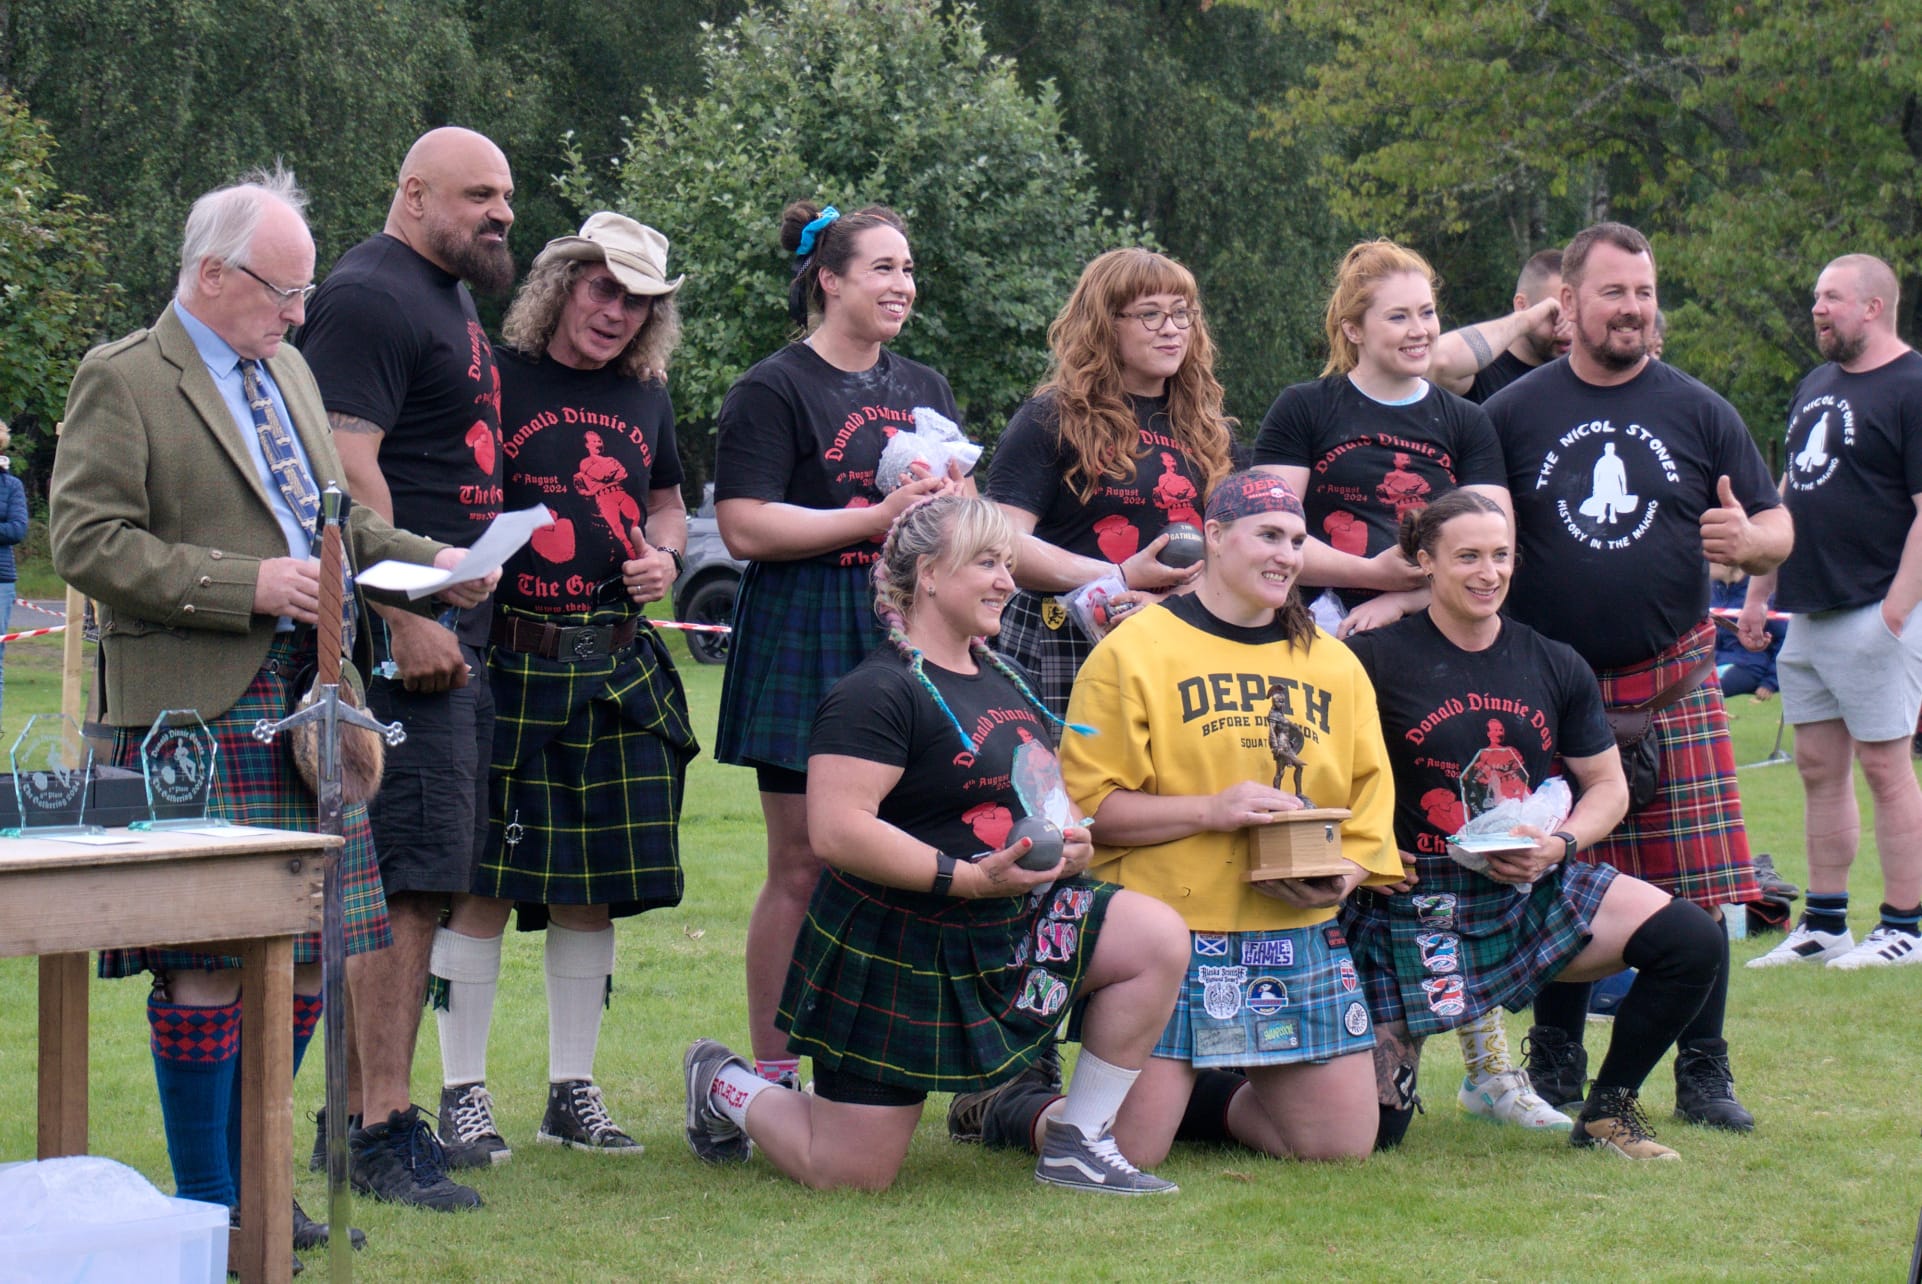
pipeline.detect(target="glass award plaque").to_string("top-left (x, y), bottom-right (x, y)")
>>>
top-left (5, 713), bottom-right (101, 837)
top-left (131, 709), bottom-right (223, 831)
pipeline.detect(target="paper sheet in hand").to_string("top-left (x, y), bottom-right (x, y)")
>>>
top-left (1448, 833), bottom-right (1538, 854)
top-left (358, 504), bottom-right (553, 599)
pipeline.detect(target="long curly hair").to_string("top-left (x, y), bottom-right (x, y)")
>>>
top-left (1320, 239), bottom-right (1437, 378)
top-left (1037, 248), bottom-right (1234, 505)
top-left (499, 257), bottom-right (682, 382)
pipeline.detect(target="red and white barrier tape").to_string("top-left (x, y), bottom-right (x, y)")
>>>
top-left (0, 624), bottom-right (65, 643)
top-left (1708, 606), bottom-right (1791, 623)
top-left (650, 619), bottom-right (732, 635)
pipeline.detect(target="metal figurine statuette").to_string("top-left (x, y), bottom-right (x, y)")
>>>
top-left (1266, 680), bottom-right (1312, 805)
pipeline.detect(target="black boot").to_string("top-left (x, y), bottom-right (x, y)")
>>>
top-left (1673, 1037), bottom-right (1754, 1132)
top-left (1521, 1025), bottom-right (1588, 1110)
top-left (291, 1198), bottom-right (367, 1251)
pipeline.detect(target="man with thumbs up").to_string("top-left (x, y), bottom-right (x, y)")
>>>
top-left (429, 212), bottom-right (696, 1158)
top-left (1483, 222), bottom-right (1791, 1141)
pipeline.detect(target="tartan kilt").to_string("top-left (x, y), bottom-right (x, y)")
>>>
top-left (98, 637), bottom-right (389, 977)
top-left (479, 607), bottom-right (697, 916)
top-left (716, 558), bottom-right (883, 772)
top-left (778, 868), bottom-right (1117, 1093)
top-left (990, 590), bottom-right (1096, 723)
top-left (1591, 621), bottom-right (1759, 909)
top-left (1343, 859), bottom-right (1618, 1037)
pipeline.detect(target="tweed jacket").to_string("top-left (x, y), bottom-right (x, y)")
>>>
top-left (50, 305), bottom-right (444, 725)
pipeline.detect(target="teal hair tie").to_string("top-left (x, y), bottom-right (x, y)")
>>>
top-left (795, 205), bottom-right (840, 257)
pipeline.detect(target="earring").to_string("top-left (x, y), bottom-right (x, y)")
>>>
top-left (922, 583), bottom-right (937, 597)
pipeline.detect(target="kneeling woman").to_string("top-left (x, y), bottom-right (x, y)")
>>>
top-left (1342, 490), bottom-right (1725, 1159)
top-left (1061, 472), bottom-right (1404, 1165)
top-left (685, 497), bottom-right (1189, 1193)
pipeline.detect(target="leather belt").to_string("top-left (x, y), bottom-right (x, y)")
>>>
top-left (490, 614), bottom-right (639, 661)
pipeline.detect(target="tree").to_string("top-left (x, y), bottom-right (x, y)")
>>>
top-left (563, 0), bottom-right (1133, 461)
top-left (1259, 0), bottom-right (1922, 439)
top-left (0, 89), bottom-right (117, 471)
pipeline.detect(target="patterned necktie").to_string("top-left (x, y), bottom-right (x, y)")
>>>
top-left (239, 359), bottom-right (355, 650)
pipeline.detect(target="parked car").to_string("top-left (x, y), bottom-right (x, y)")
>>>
top-left (673, 484), bottom-right (745, 665)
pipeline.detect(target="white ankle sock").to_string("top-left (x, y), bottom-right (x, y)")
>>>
top-left (710, 1061), bottom-right (772, 1128)
top-left (431, 927), bottom-right (501, 1087)
top-left (1054, 1050), bottom-right (1139, 1139)
top-left (545, 924), bottom-right (615, 1084)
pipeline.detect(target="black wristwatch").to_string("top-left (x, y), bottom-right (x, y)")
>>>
top-left (930, 851), bottom-right (957, 897)
top-left (665, 547), bottom-right (686, 577)
top-left (1552, 831), bottom-right (1578, 862)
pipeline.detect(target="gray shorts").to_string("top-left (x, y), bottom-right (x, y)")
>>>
top-left (1778, 602), bottom-right (1922, 742)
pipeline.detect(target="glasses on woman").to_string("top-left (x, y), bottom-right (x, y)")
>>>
top-left (1116, 306), bottom-right (1198, 332)
top-left (584, 274), bottom-right (651, 316)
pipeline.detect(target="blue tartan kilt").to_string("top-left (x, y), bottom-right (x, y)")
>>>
top-left (97, 636), bottom-right (390, 977)
top-left (479, 607), bottom-right (697, 917)
top-left (715, 558), bottom-right (884, 773)
top-left (1343, 858), bottom-right (1619, 1037)
top-left (778, 868), bottom-right (1117, 1093)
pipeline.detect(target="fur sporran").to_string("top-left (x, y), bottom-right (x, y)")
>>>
top-left (286, 660), bottom-right (386, 804)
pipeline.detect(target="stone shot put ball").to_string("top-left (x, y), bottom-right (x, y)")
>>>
top-left (1008, 815), bottom-right (1065, 871)
top-left (1156, 521), bottom-right (1204, 569)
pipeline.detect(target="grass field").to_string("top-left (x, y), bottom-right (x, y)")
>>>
top-left (0, 622), bottom-right (1917, 1282)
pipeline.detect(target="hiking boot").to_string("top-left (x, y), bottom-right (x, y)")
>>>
top-left (538, 1080), bottom-right (643, 1155)
top-left (308, 1106), bottom-right (360, 1174)
top-left (439, 1082), bottom-right (512, 1169)
top-left (948, 1042), bottom-right (1064, 1144)
top-left (1034, 1121), bottom-right (1178, 1195)
top-left (1570, 1086), bottom-right (1678, 1160)
top-left (683, 1039), bottom-right (753, 1165)
top-left (1520, 1025), bottom-right (1587, 1110)
top-left (1747, 920), bottom-right (1852, 968)
top-left (1673, 1038), bottom-right (1754, 1132)
top-left (1827, 925), bottom-right (1922, 970)
top-left (291, 1198), bottom-right (365, 1252)
top-left (349, 1106), bottom-right (483, 1210)
top-left (1458, 1069), bottom-right (1571, 1129)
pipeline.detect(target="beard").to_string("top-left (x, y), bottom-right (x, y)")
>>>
top-left (425, 214), bottom-right (515, 295)
top-left (1576, 308), bottom-right (1648, 373)
top-left (1817, 325), bottom-right (1867, 365)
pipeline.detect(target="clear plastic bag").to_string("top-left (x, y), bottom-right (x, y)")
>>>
top-left (1446, 775), bottom-right (1572, 882)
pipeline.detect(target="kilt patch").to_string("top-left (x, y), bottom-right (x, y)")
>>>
top-left (1153, 924), bottom-right (1375, 1067)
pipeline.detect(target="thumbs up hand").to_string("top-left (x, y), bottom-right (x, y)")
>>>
top-left (1699, 474), bottom-right (1755, 568)
top-left (620, 526), bottom-right (676, 605)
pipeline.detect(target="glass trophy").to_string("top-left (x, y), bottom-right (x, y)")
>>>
top-left (1449, 720), bottom-right (1538, 861)
top-left (131, 709), bottom-right (223, 831)
top-left (5, 713), bottom-right (101, 837)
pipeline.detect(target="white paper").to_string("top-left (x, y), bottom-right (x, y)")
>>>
top-left (358, 504), bottom-right (553, 600)
top-left (42, 832), bottom-right (140, 846)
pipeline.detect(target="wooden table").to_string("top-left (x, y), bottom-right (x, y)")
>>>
top-left (0, 827), bottom-right (330, 1284)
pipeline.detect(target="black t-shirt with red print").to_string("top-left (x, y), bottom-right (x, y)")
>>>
top-left (1253, 376), bottom-right (1506, 609)
top-left (987, 392), bottom-right (1210, 564)
top-left (492, 348), bottom-right (685, 614)
top-left (713, 342), bottom-right (958, 569)
top-left (1344, 612), bottom-right (1612, 863)
top-left (810, 647), bottom-right (1058, 860)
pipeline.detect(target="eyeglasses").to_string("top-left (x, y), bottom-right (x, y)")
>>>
top-left (1116, 306), bottom-right (1198, 332)
top-left (584, 274), bottom-right (652, 316)
top-left (234, 263), bottom-right (317, 308)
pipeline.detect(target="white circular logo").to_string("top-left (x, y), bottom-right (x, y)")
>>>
top-left (1343, 1000), bottom-right (1370, 1037)
top-left (1531, 419), bottom-right (1680, 551)
top-left (1786, 394), bottom-right (1854, 493)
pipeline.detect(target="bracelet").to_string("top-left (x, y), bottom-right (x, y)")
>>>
top-left (665, 547), bottom-right (686, 577)
top-left (929, 850), bottom-right (957, 897)
top-left (1114, 561), bottom-right (1130, 590)
top-left (1552, 830), bottom-right (1578, 862)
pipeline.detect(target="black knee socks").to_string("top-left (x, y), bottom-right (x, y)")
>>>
top-left (1175, 1069), bottom-right (1247, 1145)
top-left (1677, 918), bottom-right (1731, 1044)
top-left (1532, 979), bottom-right (1593, 1042)
top-left (1592, 900), bottom-right (1722, 1094)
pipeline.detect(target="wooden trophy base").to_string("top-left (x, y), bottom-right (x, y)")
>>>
top-left (1246, 807), bottom-right (1354, 881)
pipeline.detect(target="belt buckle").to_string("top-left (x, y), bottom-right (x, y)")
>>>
top-left (556, 624), bottom-right (612, 660)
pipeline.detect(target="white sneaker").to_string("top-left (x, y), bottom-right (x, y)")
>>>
top-left (1826, 925), bottom-right (1922, 970)
top-left (1746, 922), bottom-right (1852, 968)
top-left (1459, 1069), bottom-right (1572, 1129)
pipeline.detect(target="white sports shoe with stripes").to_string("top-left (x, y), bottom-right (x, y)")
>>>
top-left (1826, 925), bottom-right (1922, 970)
top-left (1746, 922), bottom-right (1852, 968)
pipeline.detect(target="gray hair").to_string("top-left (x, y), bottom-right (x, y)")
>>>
top-left (176, 163), bottom-right (309, 300)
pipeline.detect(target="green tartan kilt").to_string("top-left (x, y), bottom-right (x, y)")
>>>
top-left (778, 868), bottom-right (1117, 1093)
top-left (478, 608), bottom-right (698, 916)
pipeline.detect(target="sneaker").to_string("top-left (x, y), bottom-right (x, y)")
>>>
top-left (1035, 1121), bottom-right (1177, 1195)
top-left (1570, 1087), bottom-right (1679, 1160)
top-left (308, 1107), bottom-right (360, 1174)
top-left (1672, 1038), bottom-right (1755, 1132)
top-left (1749, 853), bottom-right (1800, 902)
top-left (538, 1080), bottom-right (643, 1155)
top-left (439, 1082), bottom-right (512, 1169)
top-left (291, 1197), bottom-right (365, 1252)
top-left (1826, 925), bottom-right (1922, 970)
top-left (1458, 1069), bottom-right (1572, 1129)
top-left (1746, 920), bottom-right (1852, 968)
top-left (1520, 1026), bottom-right (1588, 1110)
top-left (948, 1043), bottom-right (1064, 1144)
top-left (349, 1106), bottom-right (484, 1211)
top-left (683, 1039), bottom-right (753, 1165)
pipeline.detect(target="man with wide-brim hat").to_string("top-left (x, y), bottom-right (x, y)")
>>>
top-left (426, 212), bottom-right (698, 1160)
